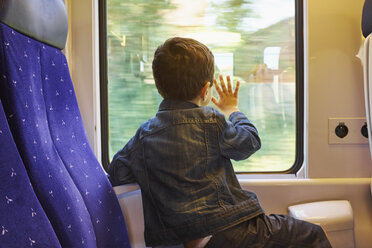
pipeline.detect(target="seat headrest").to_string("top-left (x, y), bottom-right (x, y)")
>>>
top-left (0, 0), bottom-right (68, 50)
top-left (362, 0), bottom-right (372, 38)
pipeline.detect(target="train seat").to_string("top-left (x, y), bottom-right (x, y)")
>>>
top-left (0, 0), bottom-right (130, 247)
top-left (114, 184), bottom-right (211, 248)
top-left (0, 98), bottom-right (62, 247)
top-left (362, 0), bottom-right (372, 158)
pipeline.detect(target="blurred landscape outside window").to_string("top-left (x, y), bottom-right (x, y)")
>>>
top-left (107, 0), bottom-right (297, 172)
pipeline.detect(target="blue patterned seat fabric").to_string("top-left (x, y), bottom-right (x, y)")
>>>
top-left (362, 0), bottom-right (372, 37)
top-left (0, 22), bottom-right (130, 247)
top-left (0, 99), bottom-right (62, 248)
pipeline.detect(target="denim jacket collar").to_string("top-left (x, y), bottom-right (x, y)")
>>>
top-left (159, 99), bottom-right (199, 111)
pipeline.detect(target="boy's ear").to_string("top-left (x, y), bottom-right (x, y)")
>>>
top-left (200, 82), bottom-right (211, 99)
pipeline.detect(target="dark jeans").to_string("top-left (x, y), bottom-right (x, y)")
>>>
top-left (205, 214), bottom-right (332, 248)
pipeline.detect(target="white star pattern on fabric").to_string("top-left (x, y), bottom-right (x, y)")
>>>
top-left (5, 196), bottom-right (13, 204)
top-left (29, 237), bottom-right (36, 246)
top-left (10, 168), bottom-right (16, 177)
top-left (1, 226), bottom-right (8, 235)
top-left (31, 208), bottom-right (37, 217)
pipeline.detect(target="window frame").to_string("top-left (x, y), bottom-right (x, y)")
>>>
top-left (99, 0), bottom-right (304, 174)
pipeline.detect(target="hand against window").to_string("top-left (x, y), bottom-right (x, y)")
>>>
top-left (212, 75), bottom-right (240, 117)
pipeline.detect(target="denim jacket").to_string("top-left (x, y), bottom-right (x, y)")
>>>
top-left (109, 99), bottom-right (264, 246)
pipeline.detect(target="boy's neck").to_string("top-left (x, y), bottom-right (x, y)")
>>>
top-left (189, 98), bottom-right (202, 107)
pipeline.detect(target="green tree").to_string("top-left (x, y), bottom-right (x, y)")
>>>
top-left (211, 0), bottom-right (253, 32)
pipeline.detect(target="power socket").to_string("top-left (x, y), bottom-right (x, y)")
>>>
top-left (328, 117), bottom-right (369, 144)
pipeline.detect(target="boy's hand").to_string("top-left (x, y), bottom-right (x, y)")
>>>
top-left (211, 75), bottom-right (240, 117)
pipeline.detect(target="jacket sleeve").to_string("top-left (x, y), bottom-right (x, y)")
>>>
top-left (108, 137), bottom-right (138, 186)
top-left (217, 111), bottom-right (261, 161)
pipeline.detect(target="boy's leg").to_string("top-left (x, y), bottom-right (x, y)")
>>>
top-left (205, 214), bottom-right (332, 248)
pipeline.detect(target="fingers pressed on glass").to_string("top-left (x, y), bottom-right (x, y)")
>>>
top-left (219, 75), bottom-right (227, 92)
top-left (227, 75), bottom-right (233, 93)
top-left (234, 81), bottom-right (240, 97)
top-left (214, 78), bottom-right (223, 96)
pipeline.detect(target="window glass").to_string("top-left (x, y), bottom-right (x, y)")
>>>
top-left (107, 0), bottom-right (298, 172)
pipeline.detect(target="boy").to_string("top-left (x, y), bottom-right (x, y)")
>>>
top-left (109, 37), bottom-right (331, 248)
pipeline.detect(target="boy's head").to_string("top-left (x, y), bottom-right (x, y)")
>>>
top-left (152, 37), bottom-right (214, 101)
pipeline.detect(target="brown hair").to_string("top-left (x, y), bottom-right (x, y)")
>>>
top-left (152, 37), bottom-right (214, 101)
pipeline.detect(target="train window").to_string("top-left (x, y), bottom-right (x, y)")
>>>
top-left (100, 0), bottom-right (304, 173)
